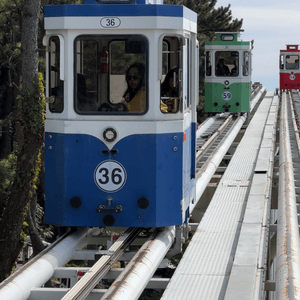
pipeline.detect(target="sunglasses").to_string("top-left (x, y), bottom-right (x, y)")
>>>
top-left (126, 75), bottom-right (140, 81)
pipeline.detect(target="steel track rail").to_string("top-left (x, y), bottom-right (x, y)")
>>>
top-left (61, 227), bottom-right (143, 300)
top-left (196, 114), bottom-right (233, 162)
top-left (275, 91), bottom-right (300, 299)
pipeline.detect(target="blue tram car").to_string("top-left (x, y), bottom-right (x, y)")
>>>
top-left (43, 0), bottom-right (198, 227)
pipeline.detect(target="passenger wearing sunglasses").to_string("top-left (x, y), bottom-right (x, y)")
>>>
top-left (123, 63), bottom-right (146, 112)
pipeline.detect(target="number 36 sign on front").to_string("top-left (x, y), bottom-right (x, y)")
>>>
top-left (94, 160), bottom-right (127, 192)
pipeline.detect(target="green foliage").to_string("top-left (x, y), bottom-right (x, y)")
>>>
top-left (20, 221), bottom-right (28, 242)
top-left (35, 202), bottom-right (54, 240)
top-left (169, 231), bottom-right (194, 267)
top-left (0, 0), bottom-right (23, 80)
top-left (110, 40), bottom-right (146, 75)
top-left (18, 72), bottom-right (45, 138)
top-left (139, 291), bottom-right (162, 300)
top-left (0, 154), bottom-right (16, 202)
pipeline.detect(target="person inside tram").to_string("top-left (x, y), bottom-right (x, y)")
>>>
top-left (160, 66), bottom-right (178, 113)
top-left (231, 59), bottom-right (238, 76)
top-left (122, 62), bottom-right (146, 112)
top-left (161, 66), bottom-right (179, 97)
top-left (216, 57), bottom-right (230, 76)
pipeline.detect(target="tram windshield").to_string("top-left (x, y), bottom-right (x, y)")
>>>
top-left (286, 55), bottom-right (299, 70)
top-left (74, 35), bottom-right (148, 115)
top-left (215, 51), bottom-right (239, 77)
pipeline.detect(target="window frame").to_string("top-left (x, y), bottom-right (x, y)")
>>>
top-left (215, 51), bottom-right (239, 77)
top-left (48, 36), bottom-right (64, 113)
top-left (285, 54), bottom-right (299, 70)
top-left (74, 34), bottom-right (149, 116)
top-left (160, 35), bottom-right (183, 114)
top-left (243, 51), bottom-right (250, 77)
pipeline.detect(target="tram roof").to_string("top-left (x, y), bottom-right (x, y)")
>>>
top-left (280, 45), bottom-right (300, 52)
top-left (44, 3), bottom-right (197, 22)
top-left (205, 32), bottom-right (250, 46)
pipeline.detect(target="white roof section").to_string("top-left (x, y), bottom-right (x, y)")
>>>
top-left (45, 16), bottom-right (197, 32)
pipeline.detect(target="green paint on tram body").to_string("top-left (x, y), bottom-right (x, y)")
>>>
top-left (205, 82), bottom-right (250, 113)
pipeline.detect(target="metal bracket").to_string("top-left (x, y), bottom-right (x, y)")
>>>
top-left (96, 205), bottom-right (122, 213)
top-left (166, 225), bottom-right (183, 258)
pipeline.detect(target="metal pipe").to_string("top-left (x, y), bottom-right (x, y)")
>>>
top-left (251, 87), bottom-right (265, 111)
top-left (275, 92), bottom-right (300, 299)
top-left (196, 115), bottom-right (220, 139)
top-left (100, 226), bottom-right (175, 300)
top-left (192, 114), bottom-right (247, 213)
top-left (0, 228), bottom-right (100, 300)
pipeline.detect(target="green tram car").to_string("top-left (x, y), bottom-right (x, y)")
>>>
top-left (205, 32), bottom-right (253, 113)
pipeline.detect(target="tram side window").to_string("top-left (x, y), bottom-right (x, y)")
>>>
top-left (215, 51), bottom-right (239, 77)
top-left (243, 51), bottom-right (250, 76)
top-left (160, 36), bottom-right (182, 113)
top-left (49, 36), bottom-right (64, 113)
top-left (206, 51), bottom-right (212, 76)
top-left (286, 55), bottom-right (299, 70)
top-left (76, 39), bottom-right (98, 112)
top-left (162, 41), bottom-right (169, 75)
top-left (280, 55), bottom-right (284, 70)
top-left (74, 35), bottom-right (148, 114)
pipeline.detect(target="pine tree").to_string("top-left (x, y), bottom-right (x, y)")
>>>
top-left (0, 0), bottom-right (44, 282)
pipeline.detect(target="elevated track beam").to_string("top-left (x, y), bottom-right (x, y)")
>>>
top-left (276, 91), bottom-right (300, 299)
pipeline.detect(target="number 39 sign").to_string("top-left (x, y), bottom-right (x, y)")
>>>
top-left (94, 160), bottom-right (127, 192)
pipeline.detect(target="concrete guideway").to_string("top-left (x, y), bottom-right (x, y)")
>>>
top-left (162, 92), bottom-right (279, 300)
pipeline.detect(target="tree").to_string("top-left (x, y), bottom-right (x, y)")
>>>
top-left (0, 0), bottom-right (86, 282)
top-left (165, 0), bottom-right (243, 47)
top-left (0, 0), bottom-right (44, 282)
top-left (0, 0), bottom-right (22, 159)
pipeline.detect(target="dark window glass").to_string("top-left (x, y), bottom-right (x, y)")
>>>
top-left (75, 35), bottom-right (148, 115)
top-left (49, 36), bottom-right (64, 113)
top-left (215, 51), bottom-right (239, 77)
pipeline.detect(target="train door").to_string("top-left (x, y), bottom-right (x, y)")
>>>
top-left (160, 34), bottom-right (193, 220)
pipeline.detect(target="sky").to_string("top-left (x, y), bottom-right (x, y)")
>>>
top-left (215, 0), bottom-right (300, 92)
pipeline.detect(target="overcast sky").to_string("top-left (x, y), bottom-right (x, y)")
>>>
top-left (215, 0), bottom-right (300, 92)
